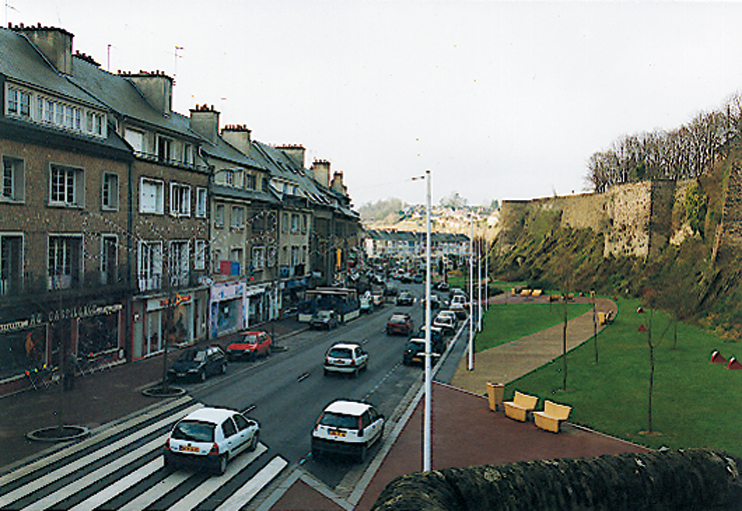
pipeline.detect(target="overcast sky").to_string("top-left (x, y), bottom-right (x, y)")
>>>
top-left (10, 1), bottom-right (742, 207)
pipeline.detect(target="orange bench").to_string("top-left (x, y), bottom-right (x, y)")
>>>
top-left (503, 391), bottom-right (539, 422)
top-left (534, 400), bottom-right (572, 433)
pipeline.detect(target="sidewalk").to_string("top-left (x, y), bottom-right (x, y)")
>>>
top-left (0, 315), bottom-right (306, 471)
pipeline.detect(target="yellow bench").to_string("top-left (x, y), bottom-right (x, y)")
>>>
top-left (598, 311), bottom-right (614, 325)
top-left (534, 400), bottom-right (572, 433)
top-left (503, 391), bottom-right (539, 422)
top-left (532, 289), bottom-right (542, 297)
top-left (520, 289), bottom-right (532, 297)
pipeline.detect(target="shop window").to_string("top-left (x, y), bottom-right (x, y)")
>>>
top-left (78, 313), bottom-right (119, 356)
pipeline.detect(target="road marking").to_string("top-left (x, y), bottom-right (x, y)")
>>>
top-left (20, 434), bottom-right (168, 511)
top-left (0, 404), bottom-right (200, 508)
top-left (0, 397), bottom-right (194, 488)
top-left (214, 456), bottom-right (288, 511)
top-left (297, 372), bottom-right (310, 382)
top-left (67, 458), bottom-right (163, 511)
top-left (165, 443), bottom-right (268, 511)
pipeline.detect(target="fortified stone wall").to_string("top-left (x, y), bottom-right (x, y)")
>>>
top-left (498, 180), bottom-right (694, 260)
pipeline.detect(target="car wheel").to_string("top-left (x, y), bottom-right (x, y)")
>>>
top-left (163, 454), bottom-right (175, 471)
top-left (216, 454), bottom-right (228, 475)
top-left (249, 431), bottom-right (259, 451)
top-left (358, 443), bottom-right (367, 463)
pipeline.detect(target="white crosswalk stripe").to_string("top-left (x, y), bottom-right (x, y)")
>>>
top-left (0, 403), bottom-right (289, 511)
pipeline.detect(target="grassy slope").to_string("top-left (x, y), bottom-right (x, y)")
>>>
top-left (506, 298), bottom-right (742, 457)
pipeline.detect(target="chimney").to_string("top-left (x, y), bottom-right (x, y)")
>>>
top-left (12, 24), bottom-right (73, 75)
top-left (124, 70), bottom-right (173, 115)
top-left (277, 145), bottom-right (306, 169)
top-left (311, 159), bottom-right (331, 188)
top-left (222, 124), bottom-right (252, 155)
top-left (331, 171), bottom-right (348, 197)
top-left (189, 104), bottom-right (220, 144)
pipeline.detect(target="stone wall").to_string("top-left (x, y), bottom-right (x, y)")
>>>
top-left (371, 449), bottom-right (742, 511)
top-left (498, 180), bottom-right (695, 260)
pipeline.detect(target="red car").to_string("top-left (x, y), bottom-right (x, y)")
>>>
top-left (226, 331), bottom-right (273, 361)
top-left (386, 313), bottom-right (414, 336)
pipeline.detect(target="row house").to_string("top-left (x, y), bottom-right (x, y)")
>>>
top-left (0, 23), bottom-right (361, 395)
top-left (363, 229), bottom-right (470, 262)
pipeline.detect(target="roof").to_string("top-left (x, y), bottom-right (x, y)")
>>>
top-left (180, 407), bottom-right (239, 425)
top-left (324, 400), bottom-right (373, 416)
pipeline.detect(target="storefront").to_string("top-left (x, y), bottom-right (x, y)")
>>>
top-left (0, 301), bottom-right (124, 396)
top-left (210, 281), bottom-right (245, 339)
top-left (132, 292), bottom-right (198, 360)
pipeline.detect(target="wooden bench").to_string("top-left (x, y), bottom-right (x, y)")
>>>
top-left (534, 400), bottom-right (572, 433)
top-left (532, 289), bottom-right (543, 297)
top-left (598, 310), bottom-right (614, 325)
top-left (503, 391), bottom-right (539, 422)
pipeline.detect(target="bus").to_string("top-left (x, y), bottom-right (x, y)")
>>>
top-left (298, 287), bottom-right (360, 324)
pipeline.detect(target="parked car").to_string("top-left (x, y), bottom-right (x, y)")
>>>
top-left (433, 312), bottom-right (457, 336)
top-left (385, 284), bottom-right (400, 297)
top-left (396, 292), bottom-right (415, 306)
top-left (311, 400), bottom-right (385, 462)
top-left (434, 281), bottom-right (450, 292)
top-left (225, 331), bottom-right (272, 361)
top-left (167, 346), bottom-right (227, 382)
top-left (426, 294), bottom-right (441, 310)
top-left (386, 313), bottom-right (414, 336)
top-left (360, 292), bottom-right (374, 314)
top-left (402, 338), bottom-right (444, 366)
top-left (310, 310), bottom-right (339, 330)
top-left (163, 407), bottom-right (260, 474)
top-left (413, 273), bottom-right (424, 284)
top-left (415, 325), bottom-right (445, 345)
top-left (324, 342), bottom-right (369, 377)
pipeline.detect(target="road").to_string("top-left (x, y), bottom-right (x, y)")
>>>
top-left (0, 282), bottom-right (459, 510)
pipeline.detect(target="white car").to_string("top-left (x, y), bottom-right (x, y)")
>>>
top-left (164, 407), bottom-right (260, 475)
top-left (311, 400), bottom-right (385, 461)
top-left (324, 342), bottom-right (369, 377)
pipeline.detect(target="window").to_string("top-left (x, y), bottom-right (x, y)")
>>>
top-left (1, 156), bottom-right (24, 202)
top-left (140, 178), bottom-right (164, 214)
top-left (291, 214), bottom-right (299, 233)
top-left (0, 234), bottom-right (23, 296)
top-left (86, 112), bottom-right (104, 136)
top-left (101, 172), bottom-right (119, 210)
top-left (170, 183), bottom-right (191, 217)
top-left (101, 235), bottom-right (118, 285)
top-left (252, 246), bottom-right (265, 271)
top-left (195, 187), bottom-right (207, 218)
top-left (170, 241), bottom-right (189, 287)
top-left (231, 248), bottom-right (243, 264)
top-left (49, 164), bottom-right (84, 207)
top-left (224, 170), bottom-right (234, 186)
top-left (194, 240), bottom-right (206, 270)
top-left (246, 174), bottom-right (256, 190)
top-left (267, 246), bottom-right (276, 268)
top-left (301, 214), bottom-right (308, 234)
top-left (6, 87), bottom-right (30, 117)
top-left (282, 213), bottom-right (289, 234)
top-left (231, 206), bottom-right (244, 229)
top-left (125, 129), bottom-right (145, 153)
top-left (222, 419), bottom-right (236, 438)
top-left (138, 241), bottom-right (162, 291)
top-left (182, 144), bottom-right (194, 165)
top-left (48, 235), bottom-right (82, 290)
top-left (215, 204), bottom-right (225, 228)
top-left (157, 136), bottom-right (172, 163)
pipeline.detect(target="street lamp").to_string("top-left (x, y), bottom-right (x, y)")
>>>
top-left (468, 212), bottom-right (474, 371)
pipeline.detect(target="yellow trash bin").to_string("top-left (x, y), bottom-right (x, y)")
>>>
top-left (486, 382), bottom-right (505, 412)
top-left (598, 312), bottom-right (606, 325)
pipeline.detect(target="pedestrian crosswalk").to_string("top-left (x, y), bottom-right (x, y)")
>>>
top-left (0, 397), bottom-right (287, 511)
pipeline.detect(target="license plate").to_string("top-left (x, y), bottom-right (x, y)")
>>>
top-left (176, 373), bottom-right (185, 377)
top-left (412, 357), bottom-right (421, 363)
top-left (329, 429), bottom-right (346, 437)
top-left (180, 445), bottom-right (199, 453)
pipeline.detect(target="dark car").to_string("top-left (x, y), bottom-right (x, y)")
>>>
top-left (168, 346), bottom-right (227, 382)
top-left (402, 338), bottom-right (444, 366)
top-left (386, 313), bottom-right (414, 336)
top-left (396, 292), bottom-right (415, 306)
top-left (225, 331), bottom-right (272, 361)
top-left (415, 325), bottom-right (445, 345)
top-left (310, 310), bottom-right (339, 330)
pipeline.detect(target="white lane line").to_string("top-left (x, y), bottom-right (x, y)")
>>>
top-left (67, 458), bottom-right (163, 511)
top-left (166, 443), bottom-right (268, 511)
top-left (214, 457), bottom-right (288, 511)
top-left (0, 404), bottom-right (200, 509)
top-left (20, 434), bottom-right (168, 511)
top-left (0, 397), bottom-right (194, 488)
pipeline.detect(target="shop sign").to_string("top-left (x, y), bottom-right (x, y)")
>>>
top-left (0, 303), bottom-right (123, 334)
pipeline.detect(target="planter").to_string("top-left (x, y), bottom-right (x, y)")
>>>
top-left (27, 425), bottom-right (90, 442)
top-left (142, 385), bottom-right (187, 398)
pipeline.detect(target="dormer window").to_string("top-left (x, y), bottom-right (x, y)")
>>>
top-left (7, 87), bottom-right (30, 117)
top-left (157, 136), bottom-right (172, 163)
top-left (225, 170), bottom-right (234, 186)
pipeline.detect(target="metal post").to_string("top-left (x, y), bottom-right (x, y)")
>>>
top-left (468, 214), bottom-right (474, 371)
top-left (477, 234), bottom-right (482, 332)
top-left (423, 170), bottom-right (432, 472)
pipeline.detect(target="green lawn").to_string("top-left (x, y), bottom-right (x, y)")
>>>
top-left (476, 302), bottom-right (591, 352)
top-left (505, 298), bottom-right (742, 457)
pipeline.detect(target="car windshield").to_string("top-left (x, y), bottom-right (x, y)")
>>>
top-left (319, 412), bottom-right (359, 429)
top-left (242, 334), bottom-right (258, 344)
top-left (172, 420), bottom-right (215, 442)
top-left (317, 311), bottom-right (331, 319)
top-left (328, 347), bottom-right (352, 359)
top-left (180, 350), bottom-right (206, 362)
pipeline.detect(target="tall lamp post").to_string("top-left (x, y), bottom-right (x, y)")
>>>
top-left (468, 213), bottom-right (474, 371)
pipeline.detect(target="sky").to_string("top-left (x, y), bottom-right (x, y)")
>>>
top-left (8, 1), bottom-right (742, 208)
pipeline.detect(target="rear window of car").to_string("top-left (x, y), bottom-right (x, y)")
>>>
top-left (318, 412), bottom-right (360, 430)
top-left (389, 316), bottom-right (407, 324)
top-left (172, 420), bottom-right (215, 442)
top-left (328, 347), bottom-right (352, 358)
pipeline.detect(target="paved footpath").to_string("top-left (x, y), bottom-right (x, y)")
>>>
top-left (451, 295), bottom-right (617, 392)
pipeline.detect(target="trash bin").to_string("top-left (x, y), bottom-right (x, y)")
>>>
top-left (486, 382), bottom-right (504, 412)
top-left (598, 312), bottom-right (606, 325)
